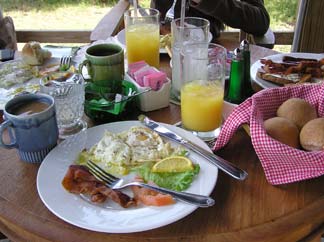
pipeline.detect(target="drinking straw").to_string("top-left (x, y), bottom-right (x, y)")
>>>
top-left (180, 0), bottom-right (186, 28)
top-left (133, 0), bottom-right (138, 17)
top-left (178, 0), bottom-right (187, 46)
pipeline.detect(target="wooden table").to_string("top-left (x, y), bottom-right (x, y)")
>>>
top-left (1, 42), bottom-right (324, 242)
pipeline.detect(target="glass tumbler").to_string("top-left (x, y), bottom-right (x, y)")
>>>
top-left (171, 17), bottom-right (210, 103)
top-left (180, 42), bottom-right (226, 141)
top-left (124, 8), bottom-right (160, 68)
top-left (40, 72), bottom-right (87, 139)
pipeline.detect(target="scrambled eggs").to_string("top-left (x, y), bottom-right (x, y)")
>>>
top-left (90, 131), bottom-right (131, 166)
top-left (77, 126), bottom-right (182, 176)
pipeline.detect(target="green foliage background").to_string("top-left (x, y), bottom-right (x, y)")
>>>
top-left (264, 0), bottom-right (298, 27)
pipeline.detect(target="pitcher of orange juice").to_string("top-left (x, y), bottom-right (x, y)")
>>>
top-left (180, 42), bottom-right (226, 141)
top-left (124, 8), bottom-right (160, 68)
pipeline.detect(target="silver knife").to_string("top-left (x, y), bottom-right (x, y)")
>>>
top-left (141, 116), bottom-right (248, 181)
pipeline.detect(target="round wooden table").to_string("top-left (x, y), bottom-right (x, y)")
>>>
top-left (0, 42), bottom-right (324, 242)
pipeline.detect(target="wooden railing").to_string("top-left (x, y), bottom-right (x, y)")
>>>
top-left (15, 29), bottom-right (294, 46)
top-left (16, 30), bottom-right (90, 44)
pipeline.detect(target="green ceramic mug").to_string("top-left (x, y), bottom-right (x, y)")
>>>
top-left (79, 43), bottom-right (124, 93)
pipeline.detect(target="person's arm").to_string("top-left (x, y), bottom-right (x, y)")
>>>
top-left (150, 0), bottom-right (174, 20)
top-left (189, 0), bottom-right (270, 36)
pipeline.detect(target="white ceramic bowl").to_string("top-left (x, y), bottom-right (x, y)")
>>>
top-left (125, 71), bottom-right (171, 112)
top-left (222, 100), bottom-right (238, 121)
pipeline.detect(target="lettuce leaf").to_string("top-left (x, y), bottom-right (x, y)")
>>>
top-left (131, 162), bottom-right (200, 191)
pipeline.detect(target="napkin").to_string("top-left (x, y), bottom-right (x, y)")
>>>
top-left (213, 84), bottom-right (324, 185)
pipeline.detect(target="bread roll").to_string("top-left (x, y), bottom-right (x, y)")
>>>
top-left (22, 41), bottom-right (51, 65)
top-left (300, 118), bottom-right (324, 151)
top-left (264, 117), bottom-right (300, 148)
top-left (277, 98), bottom-right (317, 130)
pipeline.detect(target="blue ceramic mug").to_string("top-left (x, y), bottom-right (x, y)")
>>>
top-left (0, 93), bottom-right (59, 163)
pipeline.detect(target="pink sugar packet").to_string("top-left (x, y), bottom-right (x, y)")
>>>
top-left (128, 60), bottom-right (168, 90)
top-left (133, 66), bottom-right (157, 87)
top-left (143, 72), bottom-right (167, 90)
top-left (128, 61), bottom-right (148, 78)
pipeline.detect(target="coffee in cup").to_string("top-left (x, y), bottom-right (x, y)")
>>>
top-left (79, 43), bottom-right (124, 94)
top-left (0, 93), bottom-right (59, 163)
top-left (10, 100), bottom-right (50, 116)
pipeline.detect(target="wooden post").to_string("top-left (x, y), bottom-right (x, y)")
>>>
top-left (90, 0), bottom-right (131, 42)
top-left (292, 0), bottom-right (324, 53)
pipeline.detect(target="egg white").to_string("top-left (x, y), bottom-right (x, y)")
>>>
top-left (90, 131), bottom-right (131, 167)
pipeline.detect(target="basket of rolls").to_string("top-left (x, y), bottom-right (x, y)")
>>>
top-left (214, 83), bottom-right (324, 185)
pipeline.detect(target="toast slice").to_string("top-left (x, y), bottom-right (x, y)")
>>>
top-left (256, 72), bottom-right (305, 86)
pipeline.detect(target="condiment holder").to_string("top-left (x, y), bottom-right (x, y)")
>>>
top-left (84, 80), bottom-right (139, 122)
top-left (125, 72), bottom-right (171, 112)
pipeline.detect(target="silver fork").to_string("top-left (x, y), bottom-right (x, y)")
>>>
top-left (164, 0), bottom-right (176, 23)
top-left (87, 160), bottom-right (215, 207)
top-left (60, 56), bottom-right (72, 70)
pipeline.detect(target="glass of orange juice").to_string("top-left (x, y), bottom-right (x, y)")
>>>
top-left (180, 42), bottom-right (226, 141)
top-left (124, 8), bottom-right (160, 68)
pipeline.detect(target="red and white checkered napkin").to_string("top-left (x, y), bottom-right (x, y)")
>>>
top-left (214, 84), bottom-right (324, 185)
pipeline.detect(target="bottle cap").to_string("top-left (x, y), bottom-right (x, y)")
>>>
top-left (233, 48), bottom-right (242, 60)
top-left (240, 39), bottom-right (250, 51)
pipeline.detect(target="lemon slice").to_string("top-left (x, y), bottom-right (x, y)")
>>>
top-left (152, 156), bottom-right (194, 173)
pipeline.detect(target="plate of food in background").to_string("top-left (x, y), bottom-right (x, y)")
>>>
top-left (251, 52), bottom-right (324, 89)
top-left (0, 41), bottom-right (76, 109)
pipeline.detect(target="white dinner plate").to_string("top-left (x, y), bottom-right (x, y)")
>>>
top-left (251, 52), bottom-right (324, 89)
top-left (37, 121), bottom-right (218, 233)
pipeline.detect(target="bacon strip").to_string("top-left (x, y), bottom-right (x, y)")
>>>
top-left (282, 56), bottom-right (318, 63)
top-left (62, 165), bottom-right (136, 208)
